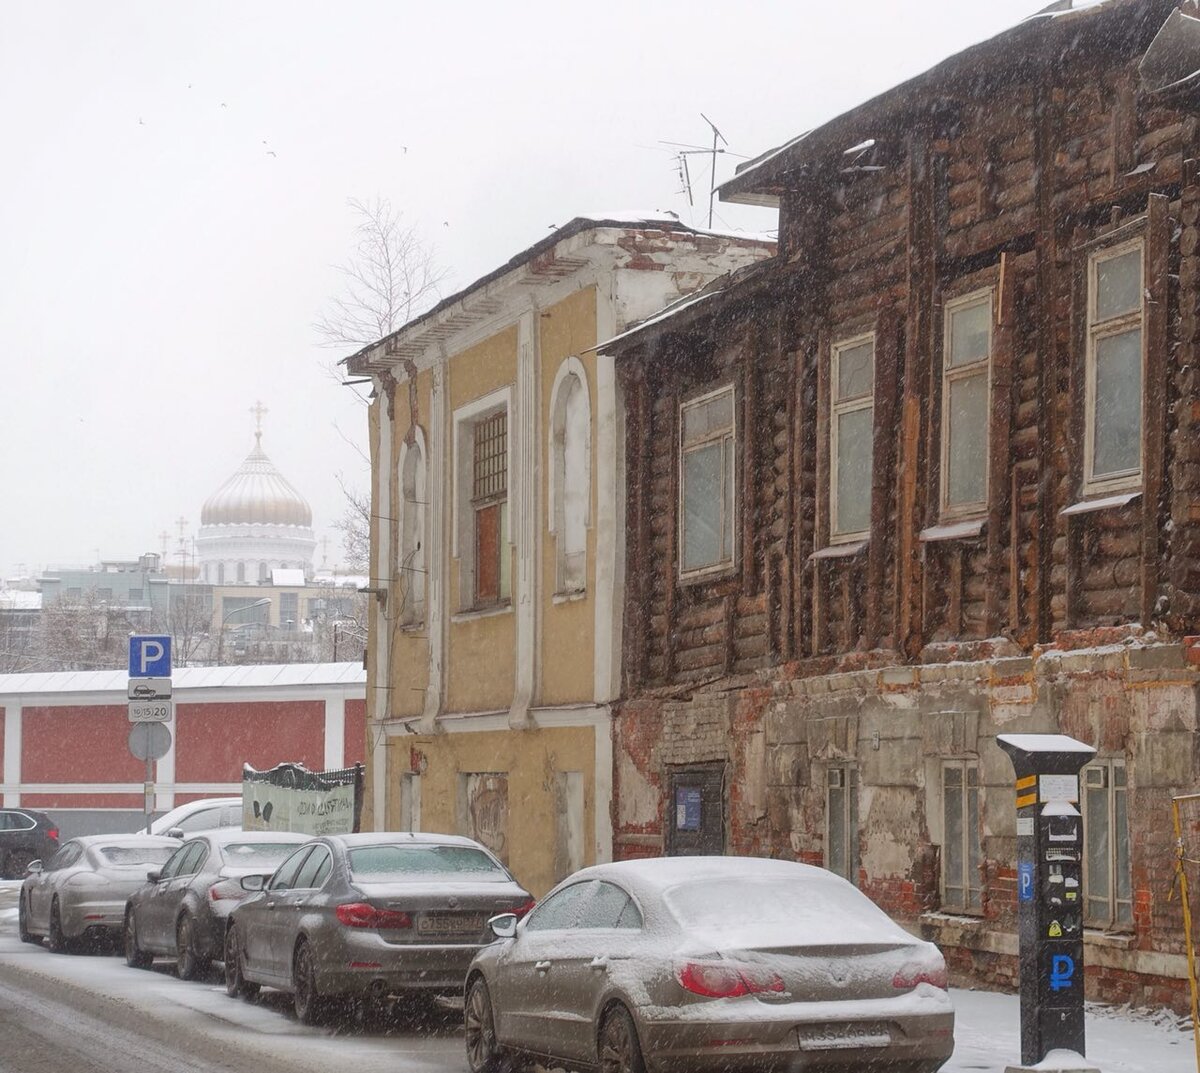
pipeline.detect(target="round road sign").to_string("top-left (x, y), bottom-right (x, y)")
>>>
top-left (128, 722), bottom-right (171, 761)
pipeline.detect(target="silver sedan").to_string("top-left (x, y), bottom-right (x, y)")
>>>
top-left (465, 856), bottom-right (955, 1073)
top-left (224, 832), bottom-right (534, 1024)
top-left (19, 836), bottom-right (179, 952)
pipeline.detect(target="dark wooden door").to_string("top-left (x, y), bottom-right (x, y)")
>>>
top-left (666, 763), bottom-right (726, 856)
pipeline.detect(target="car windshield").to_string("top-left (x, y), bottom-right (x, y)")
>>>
top-left (97, 846), bottom-right (176, 866)
top-left (348, 844), bottom-right (505, 878)
top-left (221, 842), bottom-right (303, 866)
top-left (664, 876), bottom-right (894, 939)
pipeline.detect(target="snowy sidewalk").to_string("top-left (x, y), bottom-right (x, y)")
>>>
top-left (946, 988), bottom-right (1194, 1073)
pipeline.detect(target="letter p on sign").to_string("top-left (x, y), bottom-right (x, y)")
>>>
top-left (129, 635), bottom-right (172, 678)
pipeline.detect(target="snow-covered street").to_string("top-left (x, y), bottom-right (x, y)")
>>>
top-left (0, 880), bottom-right (1191, 1073)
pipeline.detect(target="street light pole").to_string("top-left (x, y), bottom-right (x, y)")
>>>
top-left (215, 597), bottom-right (272, 666)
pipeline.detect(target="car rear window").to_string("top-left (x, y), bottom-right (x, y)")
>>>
top-left (664, 876), bottom-right (892, 934)
top-left (221, 842), bottom-right (303, 866)
top-left (97, 846), bottom-right (176, 866)
top-left (348, 844), bottom-right (505, 878)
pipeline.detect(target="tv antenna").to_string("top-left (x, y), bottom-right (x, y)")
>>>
top-left (658, 114), bottom-right (742, 228)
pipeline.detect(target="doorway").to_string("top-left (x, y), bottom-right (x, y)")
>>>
top-left (666, 763), bottom-right (726, 856)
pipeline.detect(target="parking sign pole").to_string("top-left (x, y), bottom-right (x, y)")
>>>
top-left (145, 755), bottom-right (153, 835)
top-left (128, 635), bottom-right (173, 835)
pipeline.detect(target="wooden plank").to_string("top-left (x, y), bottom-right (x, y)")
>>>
top-left (985, 253), bottom-right (1017, 635)
top-left (663, 376), bottom-right (680, 681)
top-left (866, 308), bottom-right (900, 649)
top-left (1141, 192), bottom-right (1170, 624)
top-left (782, 342), bottom-right (798, 661)
top-left (813, 325), bottom-right (832, 654)
top-left (741, 327), bottom-right (759, 595)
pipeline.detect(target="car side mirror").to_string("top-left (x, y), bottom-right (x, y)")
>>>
top-left (167, 827), bottom-right (184, 840)
top-left (240, 874), bottom-right (267, 892)
top-left (26, 860), bottom-right (42, 874)
top-left (489, 913), bottom-right (518, 939)
top-left (146, 869), bottom-right (162, 882)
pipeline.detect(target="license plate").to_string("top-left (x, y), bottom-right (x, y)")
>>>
top-left (417, 912), bottom-right (485, 935)
top-left (797, 1024), bottom-right (890, 1051)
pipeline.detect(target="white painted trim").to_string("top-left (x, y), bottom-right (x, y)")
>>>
top-left (423, 362), bottom-right (446, 726)
top-left (1, 783), bottom-right (244, 795)
top-left (324, 693), bottom-right (346, 770)
top-left (0, 686), bottom-right (366, 708)
top-left (593, 281), bottom-right (624, 703)
top-left (373, 384), bottom-right (394, 729)
top-left (940, 289), bottom-right (994, 520)
top-left (155, 717), bottom-right (176, 812)
top-left (372, 726), bottom-right (386, 832)
top-left (4, 705), bottom-right (21, 806)
top-left (397, 426), bottom-right (429, 627)
top-left (829, 331), bottom-right (876, 544)
top-left (512, 308), bottom-right (540, 727)
top-left (593, 708), bottom-right (613, 864)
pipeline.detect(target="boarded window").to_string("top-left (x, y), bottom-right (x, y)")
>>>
top-left (552, 371), bottom-right (590, 593)
top-left (679, 386), bottom-right (736, 574)
top-left (1085, 242), bottom-right (1144, 491)
top-left (942, 292), bottom-right (992, 515)
top-left (472, 412), bottom-right (508, 607)
top-left (400, 441), bottom-right (426, 625)
top-left (830, 335), bottom-right (874, 541)
top-left (457, 772), bottom-right (509, 865)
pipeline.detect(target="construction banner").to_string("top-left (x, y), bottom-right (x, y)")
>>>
top-left (241, 761), bottom-right (364, 836)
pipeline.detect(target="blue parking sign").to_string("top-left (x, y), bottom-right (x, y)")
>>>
top-left (129, 635), bottom-right (172, 678)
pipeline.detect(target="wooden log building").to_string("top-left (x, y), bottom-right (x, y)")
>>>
top-left (603, 0), bottom-right (1200, 1008)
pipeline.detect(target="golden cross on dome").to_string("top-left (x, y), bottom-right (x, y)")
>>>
top-left (251, 400), bottom-right (268, 440)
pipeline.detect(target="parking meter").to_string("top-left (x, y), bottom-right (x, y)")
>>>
top-left (997, 734), bottom-right (1096, 1069)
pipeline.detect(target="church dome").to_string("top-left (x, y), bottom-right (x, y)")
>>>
top-left (200, 434), bottom-right (313, 527)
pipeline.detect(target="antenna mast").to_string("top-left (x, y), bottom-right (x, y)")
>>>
top-left (700, 112), bottom-right (728, 228)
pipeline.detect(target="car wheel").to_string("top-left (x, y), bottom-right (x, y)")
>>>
top-left (47, 899), bottom-right (72, 954)
top-left (175, 913), bottom-right (205, 980)
top-left (292, 940), bottom-right (329, 1025)
top-left (124, 910), bottom-right (152, 969)
top-left (598, 1005), bottom-right (646, 1073)
top-left (465, 975), bottom-right (511, 1073)
top-left (17, 894), bottom-right (39, 945)
top-left (4, 851), bottom-right (34, 881)
top-left (224, 924), bottom-right (259, 999)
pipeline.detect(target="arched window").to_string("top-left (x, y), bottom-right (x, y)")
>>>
top-left (258, 562), bottom-right (269, 583)
top-left (217, 562), bottom-right (225, 585)
top-left (399, 431), bottom-right (427, 625)
top-left (236, 562), bottom-right (245, 584)
top-left (549, 359), bottom-right (591, 594)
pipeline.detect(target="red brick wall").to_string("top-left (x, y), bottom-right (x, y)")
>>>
top-left (344, 698), bottom-right (366, 767)
top-left (174, 700), bottom-right (324, 782)
top-left (22, 705), bottom-right (144, 783)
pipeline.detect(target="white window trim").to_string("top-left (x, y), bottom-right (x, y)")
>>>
top-left (940, 289), bottom-right (993, 521)
top-left (397, 426), bottom-right (428, 627)
top-left (451, 386), bottom-right (513, 611)
top-left (677, 383), bottom-right (737, 580)
top-left (829, 332), bottom-right (875, 545)
top-left (1083, 238), bottom-right (1145, 497)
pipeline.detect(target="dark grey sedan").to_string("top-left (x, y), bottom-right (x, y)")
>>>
top-left (465, 856), bottom-right (954, 1073)
top-left (224, 832), bottom-right (533, 1024)
top-left (124, 830), bottom-right (310, 978)
top-left (19, 836), bottom-right (179, 952)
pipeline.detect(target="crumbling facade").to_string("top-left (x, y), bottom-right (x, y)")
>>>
top-left (605, 0), bottom-right (1200, 1008)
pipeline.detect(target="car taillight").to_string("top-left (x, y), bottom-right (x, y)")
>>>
top-left (512, 898), bottom-right (536, 919)
top-left (677, 961), bottom-right (785, 998)
top-left (47, 829), bottom-right (59, 842)
top-left (892, 959), bottom-right (949, 990)
top-left (209, 880), bottom-right (244, 902)
top-left (335, 903), bottom-right (413, 929)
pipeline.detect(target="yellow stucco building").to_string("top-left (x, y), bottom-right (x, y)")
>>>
top-left (345, 214), bottom-right (772, 895)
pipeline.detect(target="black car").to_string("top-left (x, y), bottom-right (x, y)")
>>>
top-left (0, 808), bottom-right (59, 879)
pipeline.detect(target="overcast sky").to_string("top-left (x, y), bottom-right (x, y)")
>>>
top-left (1, 0), bottom-right (1048, 580)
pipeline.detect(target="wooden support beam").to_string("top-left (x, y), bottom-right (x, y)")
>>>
top-left (985, 254), bottom-right (1017, 636)
top-left (1141, 192), bottom-right (1170, 625)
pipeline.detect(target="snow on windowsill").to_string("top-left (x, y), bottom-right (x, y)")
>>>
top-left (1060, 491), bottom-right (1141, 517)
top-left (450, 602), bottom-right (513, 623)
top-left (1083, 928), bottom-right (1136, 950)
top-left (919, 909), bottom-right (987, 928)
top-left (920, 518), bottom-right (985, 543)
top-left (809, 539), bottom-right (868, 562)
top-left (552, 589), bottom-right (587, 605)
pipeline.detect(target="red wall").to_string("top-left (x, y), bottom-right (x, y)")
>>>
top-left (344, 698), bottom-right (366, 767)
top-left (22, 705), bottom-right (146, 783)
top-left (174, 700), bottom-right (325, 782)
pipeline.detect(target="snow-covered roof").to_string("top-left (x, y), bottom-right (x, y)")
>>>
top-left (721, 0), bottom-right (1142, 206)
top-left (271, 568), bottom-right (306, 587)
top-left (0, 590), bottom-right (41, 610)
top-left (0, 661), bottom-right (366, 698)
top-left (997, 733), bottom-right (1097, 754)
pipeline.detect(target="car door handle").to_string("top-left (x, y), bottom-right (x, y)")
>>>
top-left (265, 901), bottom-right (276, 910)
top-left (590, 957), bottom-right (608, 971)
top-left (535, 960), bottom-right (552, 973)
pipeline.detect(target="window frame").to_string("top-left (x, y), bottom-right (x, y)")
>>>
top-left (398, 431), bottom-right (428, 627)
top-left (940, 758), bottom-right (983, 915)
top-left (824, 764), bottom-right (859, 886)
top-left (829, 332), bottom-right (875, 544)
top-left (1083, 238), bottom-right (1145, 497)
top-left (1082, 757), bottom-right (1132, 931)
top-left (677, 383), bottom-right (738, 580)
top-left (940, 289), bottom-right (994, 520)
top-left (548, 358), bottom-right (592, 597)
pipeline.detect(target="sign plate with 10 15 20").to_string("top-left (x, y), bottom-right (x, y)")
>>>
top-left (128, 698), bottom-right (173, 723)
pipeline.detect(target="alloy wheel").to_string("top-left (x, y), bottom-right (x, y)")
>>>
top-left (224, 924), bottom-right (259, 999)
top-left (17, 895), bottom-right (38, 945)
top-left (176, 914), bottom-right (198, 980)
top-left (465, 977), bottom-right (504, 1073)
top-left (47, 900), bottom-right (68, 954)
top-left (598, 1007), bottom-right (646, 1073)
top-left (124, 911), bottom-right (152, 969)
top-left (292, 941), bottom-right (325, 1024)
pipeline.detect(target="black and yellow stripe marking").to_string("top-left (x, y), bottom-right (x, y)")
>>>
top-left (1015, 775), bottom-right (1037, 809)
